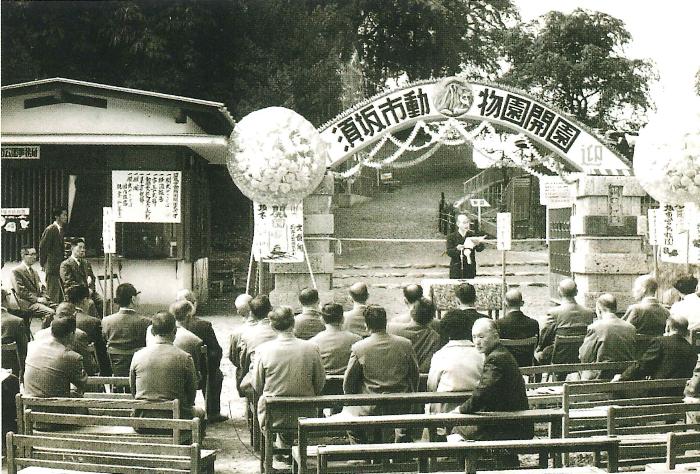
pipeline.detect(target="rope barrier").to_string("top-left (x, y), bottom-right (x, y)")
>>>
top-left (304, 236), bottom-right (573, 244)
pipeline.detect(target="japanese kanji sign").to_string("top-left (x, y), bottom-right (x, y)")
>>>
top-left (539, 176), bottom-right (575, 208)
top-left (0, 208), bottom-right (30, 233)
top-left (1, 146), bottom-right (40, 160)
top-left (112, 171), bottom-right (181, 223)
top-left (497, 212), bottom-right (512, 251)
top-left (253, 202), bottom-right (304, 263)
top-left (657, 204), bottom-right (688, 264)
top-left (102, 207), bottom-right (116, 254)
top-left (321, 79), bottom-right (631, 177)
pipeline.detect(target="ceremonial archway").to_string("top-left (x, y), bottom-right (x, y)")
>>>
top-left (270, 78), bottom-right (648, 312)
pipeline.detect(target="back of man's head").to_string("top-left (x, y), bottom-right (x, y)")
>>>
top-left (411, 297), bottom-right (436, 326)
top-left (51, 316), bottom-right (76, 339)
top-left (235, 293), bottom-right (253, 315)
top-left (169, 299), bottom-right (193, 323)
top-left (321, 303), bottom-right (344, 325)
top-left (348, 282), bottom-right (369, 304)
top-left (298, 288), bottom-right (319, 307)
top-left (558, 278), bottom-right (578, 299)
top-left (454, 282), bottom-right (476, 305)
top-left (441, 310), bottom-right (471, 340)
top-left (596, 293), bottom-right (617, 314)
top-left (176, 288), bottom-right (196, 305)
top-left (504, 289), bottom-right (524, 309)
top-left (55, 302), bottom-right (76, 319)
top-left (65, 285), bottom-right (90, 305)
top-left (633, 274), bottom-right (658, 299)
top-left (151, 311), bottom-right (177, 337)
top-left (363, 305), bottom-right (387, 332)
top-left (249, 295), bottom-right (272, 319)
top-left (673, 275), bottom-right (698, 296)
top-left (269, 306), bottom-right (295, 331)
top-left (403, 284), bottom-right (423, 305)
top-left (667, 313), bottom-right (689, 337)
top-left (115, 283), bottom-right (138, 307)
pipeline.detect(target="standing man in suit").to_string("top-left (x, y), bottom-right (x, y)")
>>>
top-left (102, 283), bottom-right (151, 377)
top-left (624, 274), bottom-right (669, 336)
top-left (343, 305), bottom-right (419, 443)
top-left (294, 288), bottom-right (325, 340)
top-left (495, 289), bottom-right (539, 367)
top-left (343, 282), bottom-right (369, 337)
top-left (535, 279), bottom-right (595, 364)
top-left (39, 207), bottom-right (68, 304)
top-left (441, 282), bottom-right (485, 344)
top-left (11, 246), bottom-right (55, 328)
top-left (177, 289), bottom-right (227, 423)
top-left (580, 294), bottom-right (636, 380)
top-left (446, 213), bottom-right (485, 279)
top-left (59, 238), bottom-right (103, 317)
top-left (454, 318), bottom-right (533, 467)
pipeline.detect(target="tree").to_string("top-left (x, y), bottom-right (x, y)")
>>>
top-left (500, 8), bottom-right (657, 132)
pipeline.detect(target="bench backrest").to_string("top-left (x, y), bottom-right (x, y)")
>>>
top-left (85, 375), bottom-right (131, 392)
top-left (667, 431), bottom-right (700, 469)
top-left (607, 402), bottom-right (700, 436)
top-left (5, 432), bottom-right (199, 474)
top-left (519, 360), bottom-right (634, 379)
top-left (16, 395), bottom-right (179, 434)
top-left (23, 409), bottom-right (201, 445)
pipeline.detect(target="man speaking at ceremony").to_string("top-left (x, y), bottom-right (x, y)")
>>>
top-left (446, 213), bottom-right (485, 279)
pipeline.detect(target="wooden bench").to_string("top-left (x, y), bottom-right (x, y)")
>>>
top-left (519, 361), bottom-right (634, 384)
top-left (643, 431), bottom-right (700, 471)
top-left (314, 437), bottom-right (620, 474)
top-left (6, 432), bottom-right (215, 473)
top-left (16, 395), bottom-right (180, 434)
top-left (86, 375), bottom-right (131, 392)
top-left (562, 378), bottom-right (689, 438)
top-left (292, 409), bottom-right (564, 474)
top-left (605, 402), bottom-right (700, 467)
top-left (23, 409), bottom-right (203, 446)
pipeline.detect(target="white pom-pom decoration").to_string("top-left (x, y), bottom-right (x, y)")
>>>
top-left (227, 107), bottom-right (329, 205)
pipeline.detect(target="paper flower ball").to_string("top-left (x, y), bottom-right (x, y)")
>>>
top-left (227, 107), bottom-right (328, 205)
top-left (633, 101), bottom-right (700, 205)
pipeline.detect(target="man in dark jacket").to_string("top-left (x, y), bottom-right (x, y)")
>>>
top-left (446, 214), bottom-right (485, 279)
top-left (39, 207), bottom-right (68, 303)
top-left (495, 289), bottom-right (539, 367)
top-left (455, 318), bottom-right (533, 467)
top-left (440, 282), bottom-right (485, 344)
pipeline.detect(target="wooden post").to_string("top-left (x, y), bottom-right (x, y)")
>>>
top-left (102, 254), bottom-right (108, 319)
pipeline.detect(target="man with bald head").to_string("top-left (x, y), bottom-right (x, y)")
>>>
top-left (176, 289), bottom-right (226, 422)
top-left (343, 282), bottom-right (369, 337)
top-left (229, 293), bottom-right (254, 368)
top-left (495, 289), bottom-right (539, 367)
top-left (536, 279), bottom-right (595, 364)
top-left (624, 274), bottom-right (669, 336)
top-left (580, 294), bottom-right (636, 380)
top-left (454, 318), bottom-right (532, 466)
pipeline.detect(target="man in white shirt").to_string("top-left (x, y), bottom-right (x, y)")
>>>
top-left (670, 275), bottom-right (700, 332)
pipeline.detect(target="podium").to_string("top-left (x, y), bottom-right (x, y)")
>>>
top-left (422, 277), bottom-right (503, 318)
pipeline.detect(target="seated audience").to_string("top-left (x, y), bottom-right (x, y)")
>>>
top-left (24, 315), bottom-right (88, 398)
top-left (496, 289), bottom-right (539, 367)
top-left (66, 285), bottom-right (111, 376)
top-left (252, 306), bottom-right (325, 460)
top-left (59, 238), bottom-right (103, 317)
top-left (228, 293), bottom-right (254, 371)
top-left (535, 278), bottom-right (594, 363)
top-left (11, 245), bottom-right (54, 328)
top-left (619, 314), bottom-right (697, 393)
top-left (130, 311), bottom-right (205, 438)
top-left (102, 283), bottom-right (151, 376)
top-left (177, 289), bottom-right (227, 422)
top-left (293, 288), bottom-right (325, 340)
top-left (440, 282), bottom-right (485, 344)
top-left (453, 318), bottom-right (533, 468)
top-left (343, 282), bottom-right (369, 337)
top-left (310, 303), bottom-right (361, 375)
top-left (393, 284), bottom-right (425, 324)
top-left (388, 297), bottom-right (443, 372)
top-left (624, 274), bottom-right (669, 336)
top-left (670, 275), bottom-right (700, 332)
top-left (237, 295), bottom-right (276, 395)
top-left (147, 300), bottom-right (203, 385)
top-left (343, 305), bottom-right (419, 443)
top-left (1, 289), bottom-right (29, 378)
top-left (427, 310), bottom-right (484, 416)
top-left (580, 294), bottom-right (636, 380)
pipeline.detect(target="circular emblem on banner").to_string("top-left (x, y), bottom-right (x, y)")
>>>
top-left (431, 78), bottom-right (474, 117)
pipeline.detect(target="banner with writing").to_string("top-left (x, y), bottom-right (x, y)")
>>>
top-left (253, 202), bottom-right (304, 263)
top-left (657, 204), bottom-right (688, 264)
top-left (112, 171), bottom-right (181, 223)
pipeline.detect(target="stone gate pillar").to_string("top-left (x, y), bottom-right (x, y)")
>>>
top-left (269, 174), bottom-right (335, 310)
top-left (571, 175), bottom-right (649, 311)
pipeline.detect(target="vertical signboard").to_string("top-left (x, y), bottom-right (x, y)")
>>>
top-left (657, 204), bottom-right (688, 264)
top-left (112, 171), bottom-right (181, 222)
top-left (253, 202), bottom-right (304, 263)
top-left (102, 207), bottom-right (116, 254)
top-left (497, 212), bottom-right (512, 251)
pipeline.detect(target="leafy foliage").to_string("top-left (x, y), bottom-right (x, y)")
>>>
top-left (500, 8), bottom-right (657, 132)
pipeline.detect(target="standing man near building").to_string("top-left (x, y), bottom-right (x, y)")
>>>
top-left (446, 214), bottom-right (485, 280)
top-left (11, 246), bottom-right (55, 328)
top-left (294, 288), bottom-right (325, 340)
top-left (39, 207), bottom-right (68, 304)
top-left (60, 238), bottom-right (103, 317)
top-left (177, 289), bottom-right (227, 423)
top-left (343, 282), bottom-right (369, 338)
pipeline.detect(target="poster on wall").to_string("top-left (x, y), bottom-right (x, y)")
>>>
top-left (253, 202), bottom-right (304, 263)
top-left (539, 176), bottom-right (574, 208)
top-left (112, 171), bottom-right (181, 223)
top-left (0, 208), bottom-right (30, 233)
top-left (657, 204), bottom-right (689, 264)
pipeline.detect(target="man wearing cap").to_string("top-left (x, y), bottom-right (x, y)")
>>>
top-left (102, 283), bottom-right (151, 376)
top-left (495, 289), bottom-right (539, 367)
top-left (59, 238), bottom-right (102, 317)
